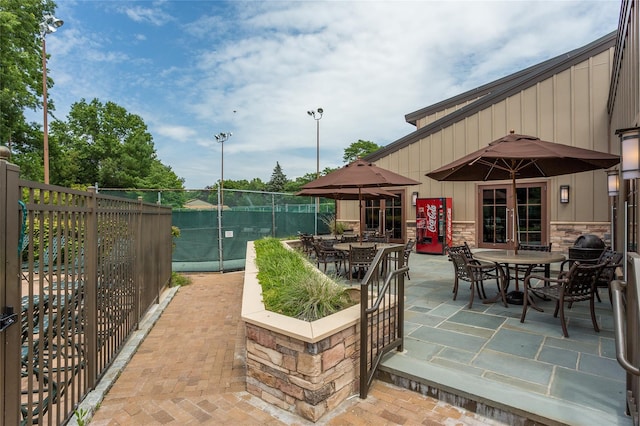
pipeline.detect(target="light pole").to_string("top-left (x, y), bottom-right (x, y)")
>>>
top-left (307, 108), bottom-right (323, 234)
top-left (40, 14), bottom-right (64, 185)
top-left (214, 132), bottom-right (231, 273)
top-left (214, 132), bottom-right (232, 206)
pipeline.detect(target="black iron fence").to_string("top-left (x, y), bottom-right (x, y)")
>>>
top-left (1, 155), bottom-right (172, 425)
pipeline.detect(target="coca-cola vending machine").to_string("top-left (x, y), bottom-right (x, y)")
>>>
top-left (416, 198), bottom-right (452, 254)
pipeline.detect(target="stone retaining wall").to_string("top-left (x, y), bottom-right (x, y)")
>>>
top-left (245, 322), bottom-right (359, 422)
top-left (242, 241), bottom-right (361, 422)
top-left (242, 240), bottom-right (400, 422)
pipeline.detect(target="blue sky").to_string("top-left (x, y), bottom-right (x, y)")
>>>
top-left (41, 0), bottom-right (620, 188)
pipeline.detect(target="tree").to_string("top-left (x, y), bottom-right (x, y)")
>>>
top-left (343, 140), bottom-right (382, 163)
top-left (0, 0), bottom-right (58, 162)
top-left (49, 98), bottom-right (183, 189)
top-left (266, 162), bottom-right (287, 193)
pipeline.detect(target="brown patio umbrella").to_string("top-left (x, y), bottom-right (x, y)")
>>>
top-left (302, 159), bottom-right (420, 242)
top-left (296, 187), bottom-right (397, 236)
top-left (295, 187), bottom-right (397, 200)
top-left (427, 131), bottom-right (620, 252)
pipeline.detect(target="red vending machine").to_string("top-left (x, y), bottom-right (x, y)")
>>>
top-left (416, 198), bottom-right (452, 254)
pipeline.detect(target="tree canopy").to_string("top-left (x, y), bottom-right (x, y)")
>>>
top-left (0, 0), bottom-right (56, 145)
top-left (47, 98), bottom-right (183, 189)
top-left (266, 162), bottom-right (287, 192)
top-left (343, 139), bottom-right (382, 163)
top-left (0, 0), bottom-right (384, 198)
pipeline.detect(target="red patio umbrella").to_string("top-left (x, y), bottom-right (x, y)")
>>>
top-left (302, 159), bottom-right (420, 242)
top-left (427, 131), bottom-right (620, 252)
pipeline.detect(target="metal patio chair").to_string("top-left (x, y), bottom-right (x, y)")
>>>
top-left (446, 244), bottom-right (504, 308)
top-left (348, 244), bottom-right (377, 281)
top-left (520, 261), bottom-right (607, 337)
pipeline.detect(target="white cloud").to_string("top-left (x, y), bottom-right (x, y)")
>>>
top-left (48, 0), bottom-right (619, 188)
top-left (119, 5), bottom-right (174, 26)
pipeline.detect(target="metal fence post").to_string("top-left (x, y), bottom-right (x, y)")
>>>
top-left (86, 187), bottom-right (99, 389)
top-left (0, 146), bottom-right (22, 425)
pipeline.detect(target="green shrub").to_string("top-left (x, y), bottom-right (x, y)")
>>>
top-left (254, 237), bottom-right (354, 321)
top-left (320, 215), bottom-right (350, 235)
top-left (171, 272), bottom-right (191, 287)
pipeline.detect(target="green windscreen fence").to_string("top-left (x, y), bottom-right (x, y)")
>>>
top-left (99, 188), bottom-right (335, 272)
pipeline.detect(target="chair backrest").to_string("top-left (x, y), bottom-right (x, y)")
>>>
top-left (320, 239), bottom-right (338, 249)
top-left (405, 239), bottom-right (415, 252)
top-left (341, 235), bottom-right (358, 243)
top-left (349, 245), bottom-right (377, 265)
top-left (311, 241), bottom-right (324, 258)
top-left (564, 261), bottom-right (607, 299)
top-left (460, 242), bottom-right (475, 258)
top-left (518, 242), bottom-right (552, 252)
top-left (299, 234), bottom-right (314, 252)
top-left (20, 234), bottom-right (30, 255)
top-left (368, 235), bottom-right (389, 243)
top-left (596, 249), bottom-right (623, 284)
top-left (403, 239), bottom-right (415, 263)
top-left (446, 245), bottom-right (473, 280)
top-left (42, 235), bottom-right (65, 265)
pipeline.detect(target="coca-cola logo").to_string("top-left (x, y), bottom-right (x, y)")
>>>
top-left (426, 204), bottom-right (437, 233)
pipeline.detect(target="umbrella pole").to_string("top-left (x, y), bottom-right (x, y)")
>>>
top-left (512, 172), bottom-right (519, 254)
top-left (359, 188), bottom-right (363, 244)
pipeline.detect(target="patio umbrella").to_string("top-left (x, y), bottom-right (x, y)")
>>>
top-left (301, 159), bottom-right (420, 242)
top-left (426, 131), bottom-right (620, 252)
top-left (296, 187), bottom-right (397, 236)
top-left (295, 187), bottom-right (397, 200)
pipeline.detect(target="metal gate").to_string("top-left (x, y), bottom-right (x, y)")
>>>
top-left (359, 245), bottom-right (407, 398)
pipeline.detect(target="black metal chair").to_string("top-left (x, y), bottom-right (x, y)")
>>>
top-left (311, 241), bottom-right (343, 274)
top-left (348, 245), bottom-right (377, 281)
top-left (298, 233), bottom-right (314, 257)
top-left (520, 261), bottom-right (607, 337)
top-left (446, 244), bottom-right (504, 308)
top-left (593, 249), bottom-right (623, 304)
top-left (402, 239), bottom-right (415, 280)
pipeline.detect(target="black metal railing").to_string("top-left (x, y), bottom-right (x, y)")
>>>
top-left (359, 245), bottom-right (407, 398)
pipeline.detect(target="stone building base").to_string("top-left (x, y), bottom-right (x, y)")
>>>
top-left (406, 221), bottom-right (611, 252)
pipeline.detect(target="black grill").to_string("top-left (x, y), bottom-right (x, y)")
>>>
top-left (568, 234), bottom-right (605, 262)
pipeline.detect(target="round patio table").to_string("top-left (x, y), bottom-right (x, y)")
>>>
top-left (333, 242), bottom-right (399, 252)
top-left (473, 250), bottom-right (566, 305)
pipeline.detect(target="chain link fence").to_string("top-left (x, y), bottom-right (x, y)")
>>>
top-left (99, 188), bottom-right (336, 272)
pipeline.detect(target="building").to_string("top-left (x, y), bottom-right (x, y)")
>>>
top-left (339, 26), bottom-right (626, 252)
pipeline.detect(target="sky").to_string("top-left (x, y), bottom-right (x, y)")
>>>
top-left (40, 0), bottom-right (620, 189)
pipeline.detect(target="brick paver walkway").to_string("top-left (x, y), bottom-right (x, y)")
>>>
top-left (89, 272), bottom-right (503, 425)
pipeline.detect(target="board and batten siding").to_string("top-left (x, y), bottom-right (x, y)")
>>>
top-left (372, 48), bottom-right (615, 226)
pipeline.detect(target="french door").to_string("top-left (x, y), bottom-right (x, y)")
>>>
top-left (478, 183), bottom-right (547, 249)
top-left (364, 193), bottom-right (404, 243)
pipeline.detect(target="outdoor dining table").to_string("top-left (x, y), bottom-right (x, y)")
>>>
top-left (332, 242), bottom-right (399, 252)
top-left (473, 249), bottom-right (566, 305)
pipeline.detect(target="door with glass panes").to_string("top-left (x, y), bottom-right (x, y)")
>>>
top-left (478, 183), bottom-right (547, 249)
top-left (363, 193), bottom-right (405, 243)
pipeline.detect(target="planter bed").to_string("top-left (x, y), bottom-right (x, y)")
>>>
top-left (241, 240), bottom-right (360, 422)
